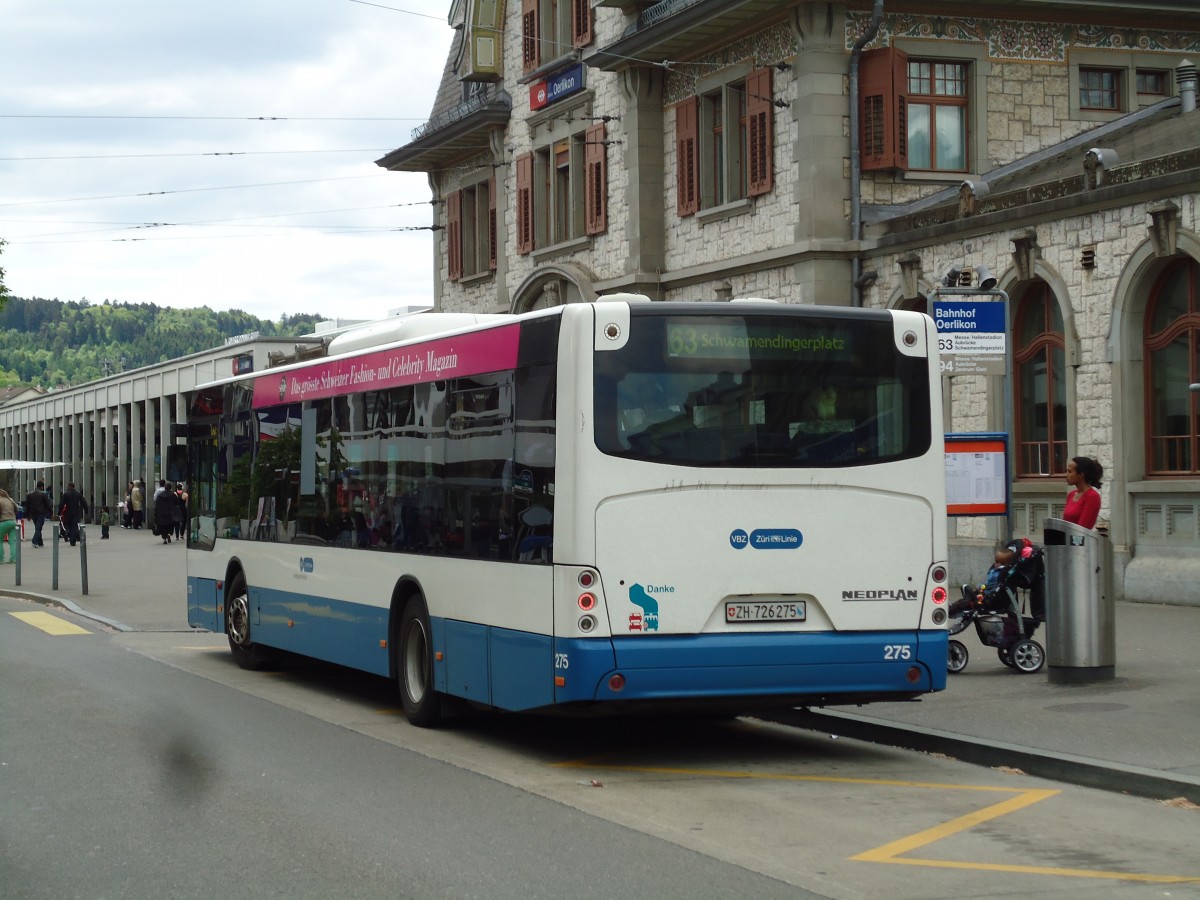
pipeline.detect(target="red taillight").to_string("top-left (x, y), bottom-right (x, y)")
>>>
top-left (932, 566), bottom-right (947, 583)
top-left (578, 571), bottom-right (595, 588)
top-left (932, 586), bottom-right (947, 604)
top-left (608, 673), bottom-right (626, 692)
top-left (906, 666), bottom-right (921, 684)
top-left (578, 592), bottom-right (597, 611)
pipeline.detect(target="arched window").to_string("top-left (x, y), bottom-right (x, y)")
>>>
top-left (1013, 281), bottom-right (1067, 477)
top-left (1144, 258), bottom-right (1200, 475)
top-left (894, 295), bottom-right (927, 313)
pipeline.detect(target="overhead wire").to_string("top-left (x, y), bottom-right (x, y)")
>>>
top-left (2, 1), bottom-right (794, 250)
top-left (0, 149), bottom-right (395, 162)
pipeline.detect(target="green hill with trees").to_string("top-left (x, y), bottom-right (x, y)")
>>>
top-left (0, 295), bottom-right (324, 389)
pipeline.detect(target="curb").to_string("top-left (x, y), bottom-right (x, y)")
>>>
top-left (1, 589), bottom-right (131, 633)
top-left (766, 708), bottom-right (1200, 805)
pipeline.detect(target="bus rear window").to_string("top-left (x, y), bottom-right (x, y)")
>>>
top-left (593, 314), bottom-right (931, 467)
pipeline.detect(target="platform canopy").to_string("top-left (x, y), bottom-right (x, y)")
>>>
top-left (0, 460), bottom-right (65, 470)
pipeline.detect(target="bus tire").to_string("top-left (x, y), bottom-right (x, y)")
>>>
top-left (225, 572), bottom-right (272, 670)
top-left (947, 639), bottom-right (969, 674)
top-left (398, 595), bottom-right (441, 727)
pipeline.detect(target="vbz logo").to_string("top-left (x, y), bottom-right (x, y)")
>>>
top-left (729, 529), bottom-right (749, 549)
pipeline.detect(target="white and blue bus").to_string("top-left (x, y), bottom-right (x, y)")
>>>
top-left (186, 299), bottom-right (950, 726)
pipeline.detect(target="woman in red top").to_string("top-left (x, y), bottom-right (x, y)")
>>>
top-left (1064, 456), bottom-right (1103, 530)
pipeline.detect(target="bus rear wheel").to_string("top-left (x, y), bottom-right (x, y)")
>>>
top-left (225, 572), bottom-right (272, 670)
top-left (398, 595), bottom-right (441, 727)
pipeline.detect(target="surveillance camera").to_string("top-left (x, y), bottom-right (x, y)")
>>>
top-left (976, 264), bottom-right (998, 290)
top-left (1085, 148), bottom-right (1119, 169)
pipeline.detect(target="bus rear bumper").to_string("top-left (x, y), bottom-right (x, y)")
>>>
top-left (555, 629), bottom-right (947, 708)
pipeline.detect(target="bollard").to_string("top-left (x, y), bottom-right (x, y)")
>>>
top-left (13, 524), bottom-right (20, 586)
top-left (80, 524), bottom-right (89, 595)
top-left (52, 516), bottom-right (60, 591)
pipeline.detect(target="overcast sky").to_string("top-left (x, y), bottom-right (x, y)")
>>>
top-left (0, 1), bottom-right (452, 323)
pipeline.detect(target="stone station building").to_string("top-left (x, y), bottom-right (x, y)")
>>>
top-left (378, 0), bottom-right (1200, 603)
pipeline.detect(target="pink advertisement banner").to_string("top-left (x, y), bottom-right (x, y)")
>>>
top-left (252, 323), bottom-right (521, 409)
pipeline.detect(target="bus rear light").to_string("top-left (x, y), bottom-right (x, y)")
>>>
top-left (932, 566), bottom-right (947, 583)
top-left (608, 673), bottom-right (626, 692)
top-left (577, 592), bottom-right (597, 611)
top-left (577, 570), bottom-right (596, 588)
top-left (578, 615), bottom-right (597, 633)
top-left (906, 666), bottom-right (921, 684)
top-left (932, 586), bottom-right (947, 604)
top-left (931, 609), bottom-right (947, 625)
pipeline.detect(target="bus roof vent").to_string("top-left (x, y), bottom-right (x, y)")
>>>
top-left (597, 292), bottom-right (652, 303)
top-left (730, 297), bottom-right (780, 303)
top-left (327, 313), bottom-right (508, 355)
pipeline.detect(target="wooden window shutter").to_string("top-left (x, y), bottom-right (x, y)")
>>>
top-left (516, 153), bottom-right (534, 255)
top-left (676, 96), bottom-right (700, 216)
top-left (522, 0), bottom-right (540, 73)
top-left (859, 46), bottom-right (908, 171)
top-left (746, 67), bottom-right (774, 196)
top-left (446, 190), bottom-right (463, 282)
top-left (572, 0), bottom-right (592, 48)
top-left (585, 123), bottom-right (607, 235)
top-left (487, 176), bottom-right (497, 271)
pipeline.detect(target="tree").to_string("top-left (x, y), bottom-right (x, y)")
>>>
top-left (0, 239), bottom-right (10, 310)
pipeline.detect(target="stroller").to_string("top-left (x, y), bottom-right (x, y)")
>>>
top-left (947, 537), bottom-right (1046, 674)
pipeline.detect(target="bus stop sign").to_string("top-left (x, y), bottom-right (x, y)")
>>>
top-left (933, 299), bottom-right (1006, 375)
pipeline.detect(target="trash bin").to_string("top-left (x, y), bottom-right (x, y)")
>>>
top-left (1042, 517), bottom-right (1115, 683)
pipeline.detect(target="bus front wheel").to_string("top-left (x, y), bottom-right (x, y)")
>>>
top-left (225, 572), bottom-right (272, 670)
top-left (398, 595), bottom-right (441, 727)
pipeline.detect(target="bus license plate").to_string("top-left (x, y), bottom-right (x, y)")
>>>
top-left (725, 601), bottom-right (806, 623)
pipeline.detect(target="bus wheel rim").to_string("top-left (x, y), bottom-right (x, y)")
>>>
top-left (228, 594), bottom-right (250, 645)
top-left (403, 620), bottom-right (429, 702)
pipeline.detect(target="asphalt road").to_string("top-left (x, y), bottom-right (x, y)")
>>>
top-left (0, 599), bottom-right (815, 900)
top-left (4, 592), bottom-right (1199, 899)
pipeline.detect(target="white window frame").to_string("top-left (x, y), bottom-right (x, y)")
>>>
top-left (892, 40), bottom-right (990, 183)
top-left (527, 93), bottom-right (596, 258)
top-left (1069, 49), bottom-right (1185, 122)
top-left (459, 178), bottom-right (492, 281)
top-left (696, 68), bottom-right (751, 211)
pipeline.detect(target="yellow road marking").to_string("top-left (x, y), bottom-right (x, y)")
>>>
top-left (852, 788), bottom-right (1060, 859)
top-left (554, 760), bottom-right (1023, 791)
top-left (8, 611), bottom-right (92, 635)
top-left (555, 759), bottom-right (1200, 884)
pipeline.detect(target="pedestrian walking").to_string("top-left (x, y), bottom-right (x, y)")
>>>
top-left (174, 483), bottom-right (188, 541)
top-left (0, 489), bottom-right (18, 563)
top-left (122, 481), bottom-right (134, 528)
top-left (23, 480), bottom-right (53, 548)
top-left (59, 482), bottom-right (89, 546)
top-left (154, 484), bottom-right (182, 544)
top-left (151, 479), bottom-right (168, 535)
top-left (130, 480), bottom-right (144, 529)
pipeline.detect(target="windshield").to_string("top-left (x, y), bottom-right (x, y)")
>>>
top-left (593, 312), bottom-right (931, 467)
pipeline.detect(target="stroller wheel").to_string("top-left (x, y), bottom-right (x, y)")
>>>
top-left (998, 647), bottom-right (1015, 668)
top-left (1011, 639), bottom-right (1045, 674)
top-left (947, 639), bottom-right (969, 674)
